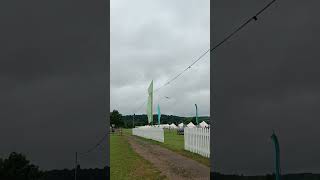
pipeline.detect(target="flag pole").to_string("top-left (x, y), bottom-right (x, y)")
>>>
top-left (133, 113), bottom-right (135, 128)
top-left (195, 104), bottom-right (199, 125)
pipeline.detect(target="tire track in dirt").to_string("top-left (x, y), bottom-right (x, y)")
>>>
top-left (126, 135), bottom-right (210, 180)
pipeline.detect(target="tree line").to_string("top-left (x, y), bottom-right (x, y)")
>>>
top-left (110, 109), bottom-right (210, 128)
top-left (0, 152), bottom-right (108, 180)
top-left (0, 152), bottom-right (42, 179)
top-left (1, 152), bottom-right (319, 179)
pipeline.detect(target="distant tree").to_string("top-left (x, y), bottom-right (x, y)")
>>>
top-left (0, 152), bottom-right (43, 179)
top-left (110, 110), bottom-right (124, 128)
top-left (191, 117), bottom-right (197, 125)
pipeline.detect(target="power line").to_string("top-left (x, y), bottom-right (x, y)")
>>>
top-left (78, 133), bottom-right (108, 157)
top-left (133, 0), bottom-right (276, 114)
top-left (156, 0), bottom-right (276, 92)
top-left (75, 14), bottom-right (110, 175)
top-left (133, 100), bottom-right (147, 114)
top-left (210, 0), bottom-right (276, 53)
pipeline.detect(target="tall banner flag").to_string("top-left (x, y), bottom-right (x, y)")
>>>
top-left (157, 104), bottom-right (161, 125)
top-left (195, 104), bottom-right (199, 125)
top-left (147, 80), bottom-right (153, 124)
top-left (271, 131), bottom-right (281, 180)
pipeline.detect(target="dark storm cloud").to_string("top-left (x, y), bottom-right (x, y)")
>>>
top-left (0, 0), bottom-right (107, 169)
top-left (213, 0), bottom-right (320, 175)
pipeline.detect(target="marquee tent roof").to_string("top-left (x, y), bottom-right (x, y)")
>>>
top-left (187, 122), bottom-right (196, 128)
top-left (169, 123), bottom-right (178, 129)
top-left (199, 121), bottom-right (209, 128)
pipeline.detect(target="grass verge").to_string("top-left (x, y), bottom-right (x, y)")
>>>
top-left (110, 133), bottom-right (166, 180)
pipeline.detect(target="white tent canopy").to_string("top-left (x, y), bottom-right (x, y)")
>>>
top-left (169, 123), bottom-right (177, 129)
top-left (159, 124), bottom-right (170, 129)
top-left (199, 121), bottom-right (209, 128)
top-left (187, 122), bottom-right (196, 128)
top-left (178, 123), bottom-right (184, 128)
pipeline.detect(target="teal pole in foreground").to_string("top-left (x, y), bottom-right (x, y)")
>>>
top-left (195, 104), bottom-right (198, 125)
top-left (271, 131), bottom-right (281, 180)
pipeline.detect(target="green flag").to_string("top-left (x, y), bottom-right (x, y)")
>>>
top-left (147, 80), bottom-right (153, 124)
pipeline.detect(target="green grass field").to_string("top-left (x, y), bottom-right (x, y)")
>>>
top-left (129, 128), bottom-right (210, 167)
top-left (110, 132), bottom-right (166, 180)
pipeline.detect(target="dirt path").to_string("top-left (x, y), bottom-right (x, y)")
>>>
top-left (126, 135), bottom-right (210, 180)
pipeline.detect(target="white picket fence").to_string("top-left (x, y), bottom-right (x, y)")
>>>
top-left (184, 127), bottom-right (210, 158)
top-left (132, 126), bottom-right (164, 142)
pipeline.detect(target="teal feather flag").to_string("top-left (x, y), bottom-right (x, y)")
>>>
top-left (157, 104), bottom-right (161, 125)
top-left (271, 131), bottom-right (281, 180)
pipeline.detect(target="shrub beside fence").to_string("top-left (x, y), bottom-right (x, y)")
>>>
top-left (184, 127), bottom-right (210, 158)
top-left (132, 126), bottom-right (164, 142)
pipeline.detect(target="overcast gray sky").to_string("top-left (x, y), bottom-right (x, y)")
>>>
top-left (0, 0), bottom-right (107, 170)
top-left (110, 0), bottom-right (210, 117)
top-left (213, 0), bottom-right (320, 175)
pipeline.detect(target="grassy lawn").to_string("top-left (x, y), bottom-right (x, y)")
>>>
top-left (110, 133), bottom-right (166, 180)
top-left (122, 128), bottom-right (132, 135)
top-left (129, 128), bottom-right (210, 167)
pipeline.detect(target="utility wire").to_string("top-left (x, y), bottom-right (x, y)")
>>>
top-left (156, 0), bottom-right (276, 92)
top-left (210, 0), bottom-right (276, 53)
top-left (133, 0), bottom-right (276, 114)
top-left (78, 133), bottom-right (108, 157)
